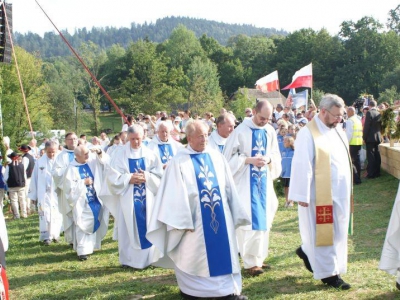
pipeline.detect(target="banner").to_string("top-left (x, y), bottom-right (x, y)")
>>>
top-left (292, 90), bottom-right (308, 109)
top-left (255, 70), bottom-right (279, 93)
top-left (282, 63), bottom-right (313, 90)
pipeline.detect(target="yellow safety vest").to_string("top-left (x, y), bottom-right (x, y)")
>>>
top-left (349, 115), bottom-right (363, 146)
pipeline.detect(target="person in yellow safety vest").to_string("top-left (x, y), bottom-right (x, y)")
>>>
top-left (345, 107), bottom-right (363, 184)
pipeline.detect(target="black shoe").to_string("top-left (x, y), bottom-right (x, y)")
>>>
top-left (43, 239), bottom-right (51, 246)
top-left (396, 281), bottom-right (400, 290)
top-left (180, 291), bottom-right (199, 300)
top-left (121, 264), bottom-right (132, 269)
top-left (295, 247), bottom-right (313, 273)
top-left (222, 294), bottom-right (248, 300)
top-left (78, 255), bottom-right (88, 261)
top-left (321, 275), bottom-right (351, 290)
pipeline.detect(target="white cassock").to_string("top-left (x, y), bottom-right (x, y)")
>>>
top-left (0, 209), bottom-right (7, 252)
top-left (147, 136), bottom-right (183, 166)
top-left (289, 116), bottom-right (351, 280)
top-left (208, 130), bottom-right (227, 153)
top-left (28, 153), bottom-right (63, 241)
top-left (106, 144), bottom-right (122, 159)
top-left (101, 143), bottom-right (163, 268)
top-left (223, 117), bottom-right (281, 269)
top-left (52, 147), bottom-right (76, 244)
top-left (147, 146), bottom-right (251, 298)
top-left (379, 183), bottom-right (400, 283)
top-left (62, 153), bottom-right (109, 256)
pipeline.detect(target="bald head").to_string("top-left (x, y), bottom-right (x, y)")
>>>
top-left (347, 106), bottom-right (355, 117)
top-left (253, 100), bottom-right (273, 127)
top-left (186, 120), bottom-right (209, 152)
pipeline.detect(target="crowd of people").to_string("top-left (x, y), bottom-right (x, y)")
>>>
top-left (0, 93), bottom-right (400, 299)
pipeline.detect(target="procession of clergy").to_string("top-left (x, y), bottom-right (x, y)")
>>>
top-left (2, 94), bottom-right (400, 299)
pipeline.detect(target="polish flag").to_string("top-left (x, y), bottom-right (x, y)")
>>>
top-left (282, 63), bottom-right (313, 90)
top-left (255, 70), bottom-right (280, 93)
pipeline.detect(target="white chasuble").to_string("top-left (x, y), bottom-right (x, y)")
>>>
top-left (289, 115), bottom-right (351, 280)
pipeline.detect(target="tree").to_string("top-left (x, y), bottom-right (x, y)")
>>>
top-left (228, 34), bottom-right (276, 86)
top-left (42, 57), bottom-right (85, 132)
top-left (119, 40), bottom-right (186, 114)
top-left (378, 86), bottom-right (400, 105)
top-left (77, 42), bottom-right (107, 135)
top-left (336, 17), bottom-right (400, 102)
top-left (163, 25), bottom-right (206, 72)
top-left (387, 4), bottom-right (400, 34)
top-left (0, 47), bottom-right (52, 146)
top-left (186, 57), bottom-right (223, 115)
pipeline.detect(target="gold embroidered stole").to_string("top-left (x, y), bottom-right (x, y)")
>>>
top-left (307, 118), bottom-right (352, 246)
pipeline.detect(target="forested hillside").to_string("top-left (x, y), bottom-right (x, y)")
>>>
top-left (14, 16), bottom-right (288, 58)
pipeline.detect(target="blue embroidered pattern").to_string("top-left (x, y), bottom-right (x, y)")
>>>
top-left (191, 153), bottom-right (232, 276)
top-left (250, 129), bottom-right (268, 230)
top-left (128, 158), bottom-right (152, 249)
top-left (157, 144), bottom-right (173, 164)
top-left (76, 164), bottom-right (101, 233)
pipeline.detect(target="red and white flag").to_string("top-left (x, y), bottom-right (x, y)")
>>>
top-left (282, 63), bottom-right (312, 90)
top-left (255, 70), bottom-right (280, 93)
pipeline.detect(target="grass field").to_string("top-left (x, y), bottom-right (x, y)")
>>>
top-left (4, 170), bottom-right (400, 299)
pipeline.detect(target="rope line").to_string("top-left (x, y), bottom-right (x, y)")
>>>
top-left (34, 0), bottom-right (129, 124)
top-left (3, 2), bottom-right (34, 136)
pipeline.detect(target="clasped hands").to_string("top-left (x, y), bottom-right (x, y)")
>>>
top-left (129, 169), bottom-right (146, 184)
top-left (246, 155), bottom-right (271, 168)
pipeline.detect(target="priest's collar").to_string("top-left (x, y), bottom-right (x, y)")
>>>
top-left (155, 135), bottom-right (170, 144)
top-left (187, 144), bottom-right (207, 154)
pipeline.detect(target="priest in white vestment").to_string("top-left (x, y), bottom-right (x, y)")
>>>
top-left (147, 121), bottom-right (183, 170)
top-left (28, 140), bottom-right (62, 245)
top-left (52, 132), bottom-right (79, 244)
top-left (223, 100), bottom-right (281, 276)
top-left (379, 184), bottom-right (400, 290)
top-left (147, 120), bottom-right (250, 300)
top-left (101, 125), bottom-right (163, 269)
top-left (289, 94), bottom-right (352, 290)
top-left (62, 145), bottom-right (109, 260)
top-left (208, 113), bottom-right (235, 153)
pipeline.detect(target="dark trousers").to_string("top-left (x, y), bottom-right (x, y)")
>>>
top-left (350, 145), bottom-right (361, 183)
top-left (366, 142), bottom-right (381, 178)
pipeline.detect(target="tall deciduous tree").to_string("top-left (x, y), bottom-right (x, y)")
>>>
top-left (77, 41), bottom-right (107, 135)
top-left (120, 40), bottom-right (186, 114)
top-left (187, 57), bottom-right (223, 115)
top-left (337, 17), bottom-right (400, 102)
top-left (0, 47), bottom-right (52, 146)
top-left (163, 25), bottom-right (206, 72)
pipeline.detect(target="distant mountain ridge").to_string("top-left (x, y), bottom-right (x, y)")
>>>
top-left (14, 16), bottom-right (288, 58)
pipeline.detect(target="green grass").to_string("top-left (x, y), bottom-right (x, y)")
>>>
top-left (98, 112), bottom-right (123, 135)
top-left (4, 170), bottom-right (400, 299)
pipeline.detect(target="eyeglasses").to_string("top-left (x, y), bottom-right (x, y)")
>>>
top-left (66, 138), bottom-right (78, 141)
top-left (326, 109), bottom-right (343, 120)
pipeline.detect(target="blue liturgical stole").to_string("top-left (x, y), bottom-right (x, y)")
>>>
top-left (190, 153), bottom-right (232, 277)
top-left (157, 144), bottom-right (173, 164)
top-left (76, 164), bottom-right (101, 233)
top-left (67, 151), bottom-right (75, 162)
top-left (128, 158), bottom-right (152, 249)
top-left (250, 128), bottom-right (268, 230)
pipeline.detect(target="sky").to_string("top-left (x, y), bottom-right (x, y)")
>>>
top-left (7, 0), bottom-right (400, 37)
